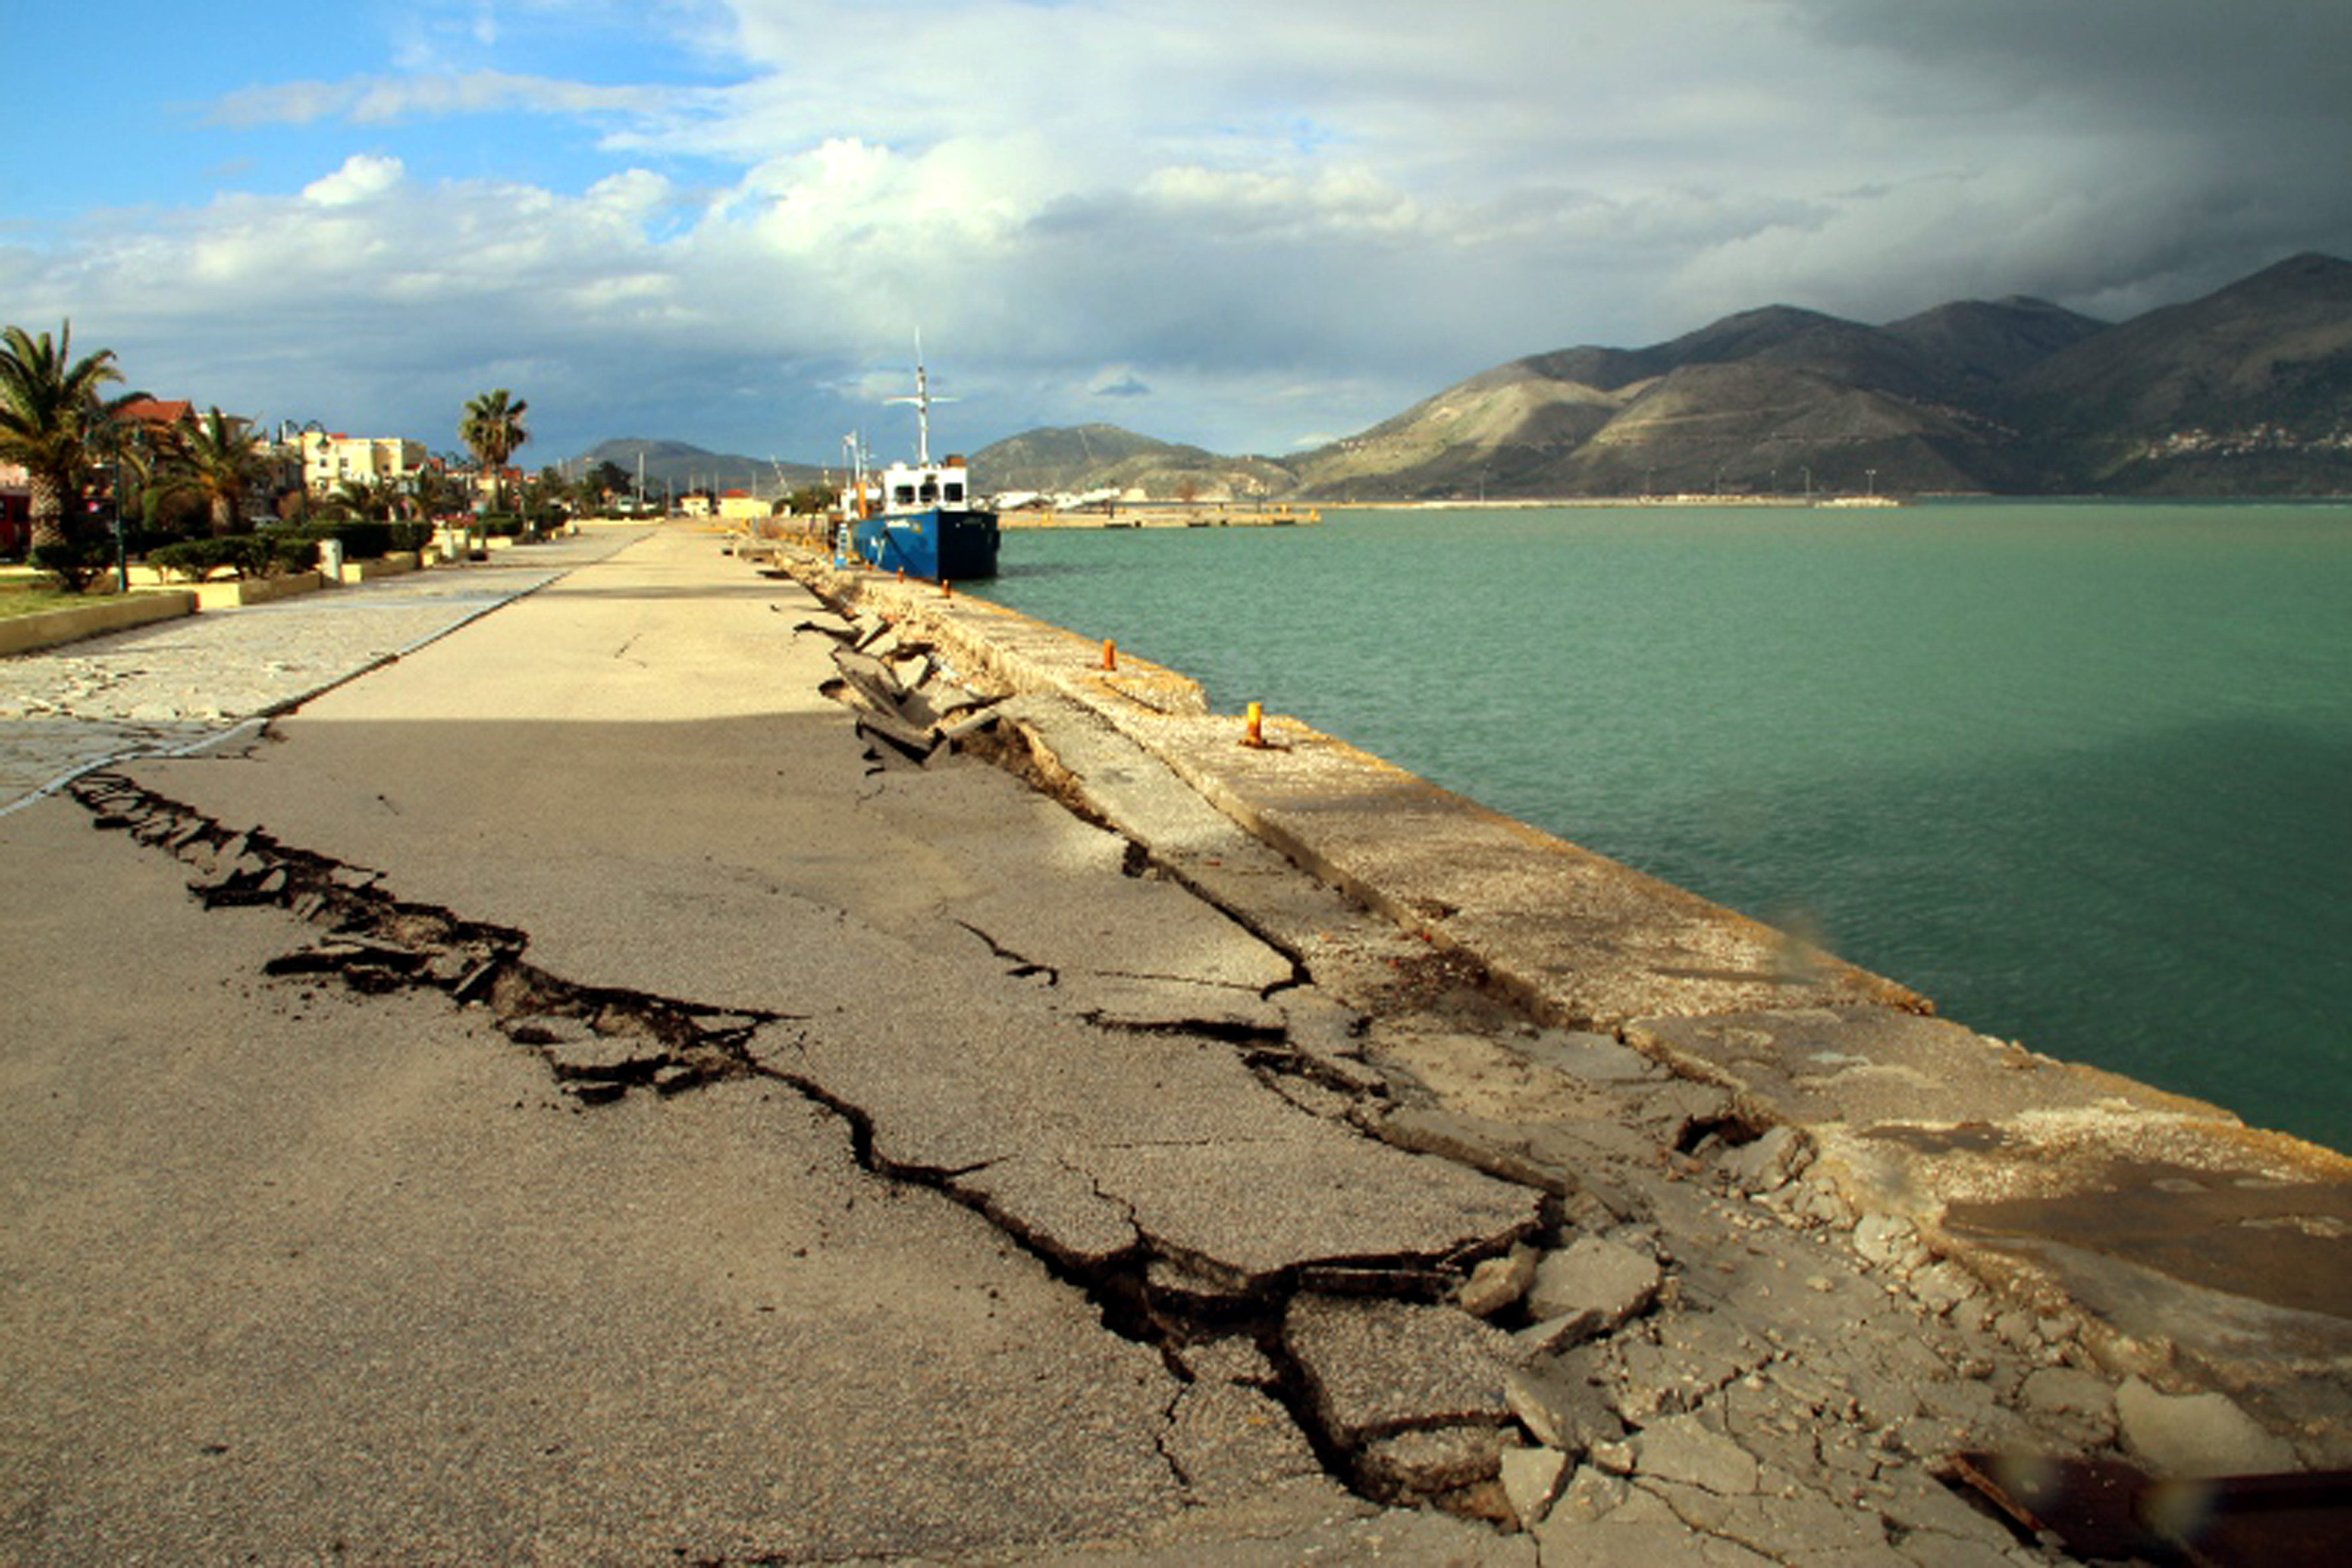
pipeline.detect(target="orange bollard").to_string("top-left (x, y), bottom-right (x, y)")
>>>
top-left (942, 579), bottom-right (953, 598)
top-left (896, 568), bottom-right (905, 582)
top-left (1101, 639), bottom-right (1118, 670)
top-left (1243, 702), bottom-right (1265, 747)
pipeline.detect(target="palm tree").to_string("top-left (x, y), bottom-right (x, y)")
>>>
top-left (161, 406), bottom-right (271, 536)
top-left (410, 463), bottom-right (460, 521)
top-left (0, 321), bottom-right (141, 551)
top-left (332, 473), bottom-right (402, 522)
top-left (460, 389), bottom-right (528, 514)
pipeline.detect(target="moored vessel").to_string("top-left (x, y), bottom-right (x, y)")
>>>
top-left (836, 362), bottom-right (1000, 580)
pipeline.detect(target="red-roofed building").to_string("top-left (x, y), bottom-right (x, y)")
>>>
top-left (118, 398), bottom-right (197, 433)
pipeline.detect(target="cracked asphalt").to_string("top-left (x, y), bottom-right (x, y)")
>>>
top-left (9, 526), bottom-right (2328, 1564)
top-left (1, 528), bottom-right (1546, 1561)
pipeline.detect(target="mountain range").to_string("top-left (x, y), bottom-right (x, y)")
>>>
top-left (575, 252), bottom-right (2352, 502)
top-left (568, 439), bottom-right (826, 503)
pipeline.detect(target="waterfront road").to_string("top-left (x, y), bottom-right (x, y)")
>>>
top-left (1, 528), bottom-right (1543, 1561)
top-left (8, 526), bottom-right (2326, 1563)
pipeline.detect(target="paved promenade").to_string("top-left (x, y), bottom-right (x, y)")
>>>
top-left (1, 527), bottom-right (2339, 1563)
top-left (0, 544), bottom-right (597, 811)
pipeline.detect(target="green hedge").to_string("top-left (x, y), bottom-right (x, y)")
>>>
top-left (264, 520), bottom-right (433, 558)
top-left (146, 534), bottom-right (319, 582)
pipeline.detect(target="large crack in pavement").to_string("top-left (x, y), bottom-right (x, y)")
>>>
top-left (63, 765), bottom-right (1547, 1521)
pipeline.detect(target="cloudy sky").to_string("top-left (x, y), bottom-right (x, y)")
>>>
top-left (7, 1), bottom-right (2349, 467)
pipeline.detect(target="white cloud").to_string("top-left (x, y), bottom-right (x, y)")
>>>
top-left (301, 154), bottom-right (406, 206)
top-left (217, 70), bottom-right (668, 128)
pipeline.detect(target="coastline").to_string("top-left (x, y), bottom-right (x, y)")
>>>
top-left (6, 525), bottom-right (2343, 1557)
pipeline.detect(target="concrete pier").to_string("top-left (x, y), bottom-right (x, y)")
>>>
top-left (1, 525), bottom-right (2343, 1563)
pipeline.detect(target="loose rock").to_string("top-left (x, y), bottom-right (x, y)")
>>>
top-left (1526, 1235), bottom-right (1662, 1343)
top-left (1460, 1245), bottom-right (1538, 1318)
top-left (1497, 1444), bottom-right (1568, 1529)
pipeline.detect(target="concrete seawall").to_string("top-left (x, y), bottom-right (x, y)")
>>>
top-left (779, 549), bottom-right (2351, 1469)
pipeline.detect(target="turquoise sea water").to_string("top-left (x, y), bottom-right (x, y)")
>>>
top-left (977, 503), bottom-right (2352, 1152)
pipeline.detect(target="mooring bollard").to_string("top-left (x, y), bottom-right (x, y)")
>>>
top-left (942, 579), bottom-right (953, 598)
top-left (1101, 639), bottom-right (1118, 671)
top-left (1243, 701), bottom-right (1266, 747)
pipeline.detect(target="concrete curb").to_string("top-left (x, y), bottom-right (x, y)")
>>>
top-left (191, 570), bottom-right (324, 610)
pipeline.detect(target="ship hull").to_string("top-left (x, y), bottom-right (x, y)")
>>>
top-left (846, 507), bottom-right (1000, 580)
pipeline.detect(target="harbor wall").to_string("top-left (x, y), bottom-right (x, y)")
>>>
top-left (774, 547), bottom-right (2352, 1457)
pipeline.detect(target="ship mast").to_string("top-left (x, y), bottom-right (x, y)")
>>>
top-left (886, 361), bottom-right (935, 467)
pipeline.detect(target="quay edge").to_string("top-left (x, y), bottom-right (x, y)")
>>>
top-left (773, 543), bottom-right (2352, 1465)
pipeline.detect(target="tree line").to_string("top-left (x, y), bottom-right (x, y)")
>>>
top-left (0, 319), bottom-right (628, 589)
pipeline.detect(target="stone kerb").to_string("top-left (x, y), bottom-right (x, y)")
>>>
top-left (191, 570), bottom-right (324, 610)
top-left (339, 551), bottom-right (421, 584)
top-left (0, 590), bottom-right (199, 655)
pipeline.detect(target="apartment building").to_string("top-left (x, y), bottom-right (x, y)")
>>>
top-left (303, 431), bottom-right (428, 493)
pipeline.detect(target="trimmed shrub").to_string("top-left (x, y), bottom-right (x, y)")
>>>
top-left (33, 536), bottom-right (112, 593)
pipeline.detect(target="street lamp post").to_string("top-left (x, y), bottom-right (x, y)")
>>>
top-left (110, 446), bottom-right (128, 593)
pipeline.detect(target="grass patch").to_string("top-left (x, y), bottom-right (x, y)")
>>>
top-left (0, 582), bottom-right (94, 619)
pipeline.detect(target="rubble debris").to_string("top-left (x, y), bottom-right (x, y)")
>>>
top-left (1503, 1366), bottom-right (1623, 1457)
top-left (806, 615), bottom-right (1002, 769)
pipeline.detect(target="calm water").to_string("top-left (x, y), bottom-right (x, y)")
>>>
top-left (978, 503), bottom-right (2352, 1152)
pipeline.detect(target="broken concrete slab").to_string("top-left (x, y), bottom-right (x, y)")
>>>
top-left (1162, 1377), bottom-right (1327, 1504)
top-left (1504, 1365), bottom-right (1624, 1456)
top-left (1628, 1413), bottom-right (1761, 1497)
top-left (1526, 1235), bottom-right (1663, 1340)
top-left (1285, 1294), bottom-right (1515, 1445)
top-left (0, 799), bottom-right (1194, 1561)
top-left (1052, 972), bottom-right (1289, 1040)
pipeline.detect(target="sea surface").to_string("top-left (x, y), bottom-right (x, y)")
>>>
top-left (977, 501), bottom-right (2352, 1153)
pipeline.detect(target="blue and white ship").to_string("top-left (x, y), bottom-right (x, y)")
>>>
top-left (836, 362), bottom-right (1000, 581)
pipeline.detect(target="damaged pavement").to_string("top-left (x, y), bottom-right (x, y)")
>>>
top-left (1, 526), bottom-right (2337, 1562)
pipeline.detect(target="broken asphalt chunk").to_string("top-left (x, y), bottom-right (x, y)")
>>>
top-left (1284, 1294), bottom-right (1514, 1446)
